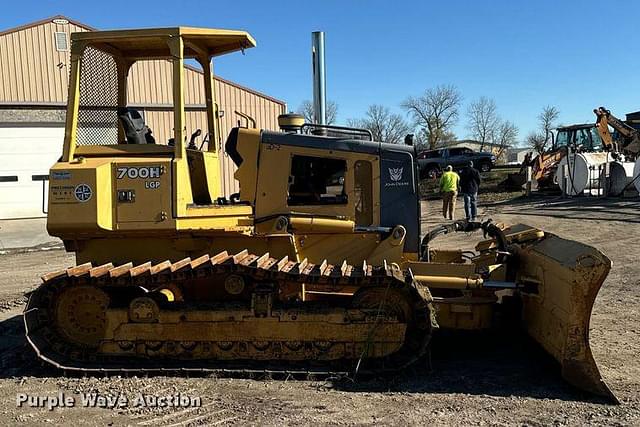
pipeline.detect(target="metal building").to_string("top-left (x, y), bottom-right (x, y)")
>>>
top-left (0, 15), bottom-right (286, 219)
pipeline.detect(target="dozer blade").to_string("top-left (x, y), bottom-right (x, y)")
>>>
top-left (514, 233), bottom-right (618, 403)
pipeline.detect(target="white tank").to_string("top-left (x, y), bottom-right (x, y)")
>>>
top-left (600, 161), bottom-right (636, 196)
top-left (555, 152), bottom-right (610, 196)
top-left (633, 158), bottom-right (640, 193)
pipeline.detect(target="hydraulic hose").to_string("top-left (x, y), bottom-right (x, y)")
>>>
top-left (419, 219), bottom-right (509, 263)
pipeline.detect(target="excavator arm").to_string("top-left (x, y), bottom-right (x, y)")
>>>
top-left (594, 107), bottom-right (640, 156)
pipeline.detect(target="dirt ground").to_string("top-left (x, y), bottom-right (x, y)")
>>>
top-left (0, 196), bottom-right (638, 426)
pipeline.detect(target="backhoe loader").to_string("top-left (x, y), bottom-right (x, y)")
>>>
top-left (24, 26), bottom-right (617, 403)
top-left (500, 123), bottom-right (603, 190)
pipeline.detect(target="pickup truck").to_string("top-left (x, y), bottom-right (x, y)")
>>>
top-left (417, 147), bottom-right (496, 179)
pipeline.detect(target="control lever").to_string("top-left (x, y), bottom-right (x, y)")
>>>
top-left (188, 129), bottom-right (202, 150)
top-left (198, 132), bottom-right (210, 151)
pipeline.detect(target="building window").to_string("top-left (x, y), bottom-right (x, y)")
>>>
top-left (354, 160), bottom-right (373, 226)
top-left (287, 155), bottom-right (347, 205)
top-left (0, 176), bottom-right (18, 182)
top-left (55, 32), bottom-right (69, 52)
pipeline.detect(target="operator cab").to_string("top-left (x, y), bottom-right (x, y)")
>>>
top-left (59, 27), bottom-right (256, 218)
top-left (553, 124), bottom-right (603, 153)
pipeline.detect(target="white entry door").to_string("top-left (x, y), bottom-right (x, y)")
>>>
top-left (0, 125), bottom-right (64, 219)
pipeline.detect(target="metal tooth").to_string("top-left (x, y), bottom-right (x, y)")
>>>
top-left (326, 264), bottom-right (342, 278)
top-left (129, 262), bottom-right (152, 277)
top-left (365, 264), bottom-right (373, 277)
top-left (41, 269), bottom-right (69, 283)
top-left (318, 260), bottom-right (329, 276)
top-left (190, 254), bottom-right (210, 269)
top-left (260, 257), bottom-right (278, 270)
top-left (273, 256), bottom-right (289, 272)
top-left (210, 251), bottom-right (230, 266)
top-left (340, 260), bottom-right (349, 277)
top-left (108, 262), bottom-right (134, 278)
top-left (149, 260), bottom-right (171, 275)
top-left (232, 249), bottom-right (249, 264)
top-left (170, 257), bottom-right (192, 273)
top-left (301, 262), bottom-right (316, 277)
top-left (252, 253), bottom-right (270, 269)
top-left (347, 261), bottom-right (369, 282)
top-left (296, 258), bottom-right (309, 274)
top-left (89, 263), bottom-right (114, 278)
top-left (239, 254), bottom-right (259, 267)
top-left (66, 263), bottom-right (93, 278)
top-left (281, 260), bottom-right (297, 274)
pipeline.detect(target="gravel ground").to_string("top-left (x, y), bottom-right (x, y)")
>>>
top-left (0, 196), bottom-right (638, 426)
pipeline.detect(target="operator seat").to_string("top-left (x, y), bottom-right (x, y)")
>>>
top-left (224, 127), bottom-right (242, 166)
top-left (117, 107), bottom-right (156, 144)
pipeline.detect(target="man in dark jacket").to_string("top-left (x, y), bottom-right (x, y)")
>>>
top-left (459, 161), bottom-right (481, 221)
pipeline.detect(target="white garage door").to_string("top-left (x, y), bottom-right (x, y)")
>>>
top-left (0, 125), bottom-right (64, 219)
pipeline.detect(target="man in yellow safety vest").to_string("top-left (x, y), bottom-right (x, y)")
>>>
top-left (439, 165), bottom-right (460, 220)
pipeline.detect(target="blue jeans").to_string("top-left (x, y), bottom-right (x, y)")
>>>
top-left (463, 192), bottom-right (477, 220)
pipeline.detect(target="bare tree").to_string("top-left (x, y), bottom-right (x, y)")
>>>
top-left (347, 105), bottom-right (411, 144)
top-left (402, 84), bottom-right (462, 149)
top-left (467, 96), bottom-right (499, 151)
top-left (527, 131), bottom-right (547, 154)
top-left (413, 127), bottom-right (455, 149)
top-left (537, 105), bottom-right (560, 152)
top-left (413, 128), bottom-right (429, 149)
top-left (297, 100), bottom-right (338, 125)
top-left (431, 130), bottom-right (457, 148)
top-left (494, 120), bottom-right (519, 160)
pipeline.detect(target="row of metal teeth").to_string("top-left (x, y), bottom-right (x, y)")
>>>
top-left (40, 250), bottom-right (405, 287)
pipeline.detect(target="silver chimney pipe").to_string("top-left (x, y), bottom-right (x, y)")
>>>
top-left (311, 31), bottom-right (326, 125)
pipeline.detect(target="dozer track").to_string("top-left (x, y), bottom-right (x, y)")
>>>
top-left (24, 251), bottom-right (436, 377)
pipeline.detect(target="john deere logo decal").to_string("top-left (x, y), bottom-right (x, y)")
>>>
top-left (74, 184), bottom-right (92, 202)
top-left (385, 167), bottom-right (409, 188)
top-left (389, 167), bottom-right (403, 182)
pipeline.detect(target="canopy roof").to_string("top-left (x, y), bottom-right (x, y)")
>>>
top-left (71, 26), bottom-right (256, 58)
top-left (556, 124), bottom-right (596, 131)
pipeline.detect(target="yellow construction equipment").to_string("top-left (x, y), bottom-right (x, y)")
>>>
top-left (594, 106), bottom-right (640, 159)
top-left (500, 124), bottom-right (604, 191)
top-left (25, 26), bottom-right (616, 403)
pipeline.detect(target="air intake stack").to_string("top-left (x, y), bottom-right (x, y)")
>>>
top-left (278, 114), bottom-right (305, 133)
top-left (312, 31), bottom-right (327, 126)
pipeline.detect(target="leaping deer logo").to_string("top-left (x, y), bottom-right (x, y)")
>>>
top-left (389, 167), bottom-right (403, 182)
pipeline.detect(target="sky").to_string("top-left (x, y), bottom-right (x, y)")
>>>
top-left (2, 0), bottom-right (640, 144)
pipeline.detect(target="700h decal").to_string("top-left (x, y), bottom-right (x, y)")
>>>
top-left (117, 166), bottom-right (163, 180)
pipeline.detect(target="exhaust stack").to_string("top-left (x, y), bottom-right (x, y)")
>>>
top-left (312, 31), bottom-right (327, 125)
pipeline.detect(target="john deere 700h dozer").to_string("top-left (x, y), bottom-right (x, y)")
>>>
top-left (25, 26), bottom-right (616, 402)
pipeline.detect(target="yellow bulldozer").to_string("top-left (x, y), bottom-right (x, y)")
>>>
top-left (24, 26), bottom-right (616, 402)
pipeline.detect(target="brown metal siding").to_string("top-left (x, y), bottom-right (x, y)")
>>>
top-left (0, 18), bottom-right (286, 196)
top-left (0, 21), bottom-right (89, 103)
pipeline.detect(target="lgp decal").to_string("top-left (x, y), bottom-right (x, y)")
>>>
top-left (74, 184), bottom-right (92, 202)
